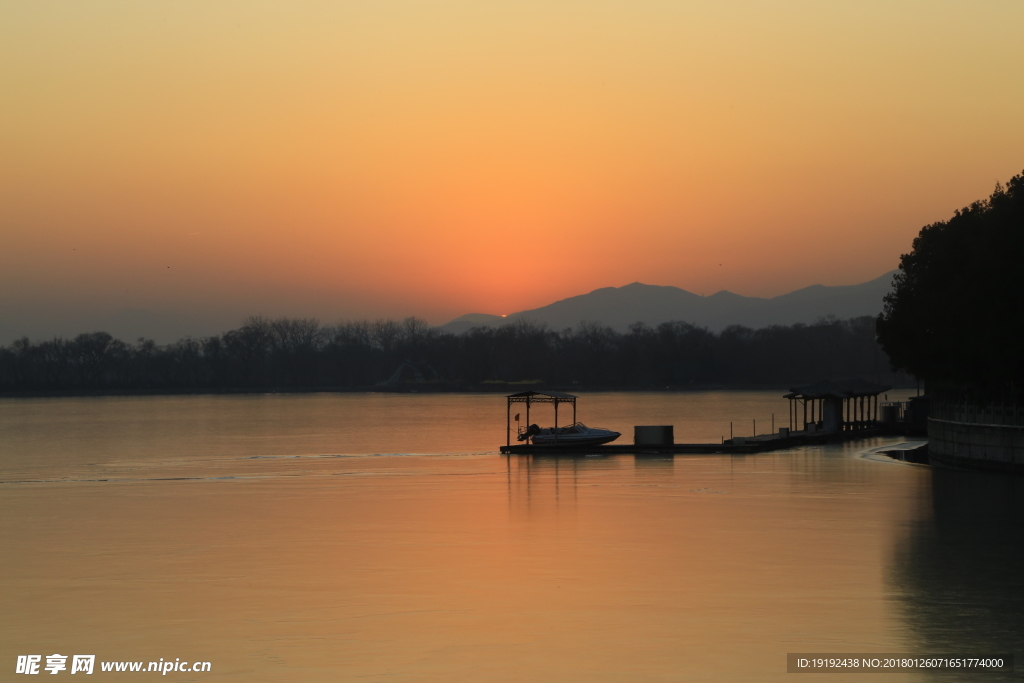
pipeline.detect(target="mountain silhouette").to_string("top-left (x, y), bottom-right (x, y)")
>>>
top-left (440, 271), bottom-right (897, 334)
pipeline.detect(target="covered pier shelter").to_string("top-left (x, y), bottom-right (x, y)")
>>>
top-left (506, 391), bottom-right (576, 446)
top-left (784, 380), bottom-right (890, 434)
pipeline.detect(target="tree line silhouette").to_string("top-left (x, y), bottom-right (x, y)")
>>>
top-left (877, 169), bottom-right (1023, 401)
top-left (0, 314), bottom-right (906, 393)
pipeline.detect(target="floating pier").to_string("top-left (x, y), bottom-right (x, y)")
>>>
top-left (500, 387), bottom-right (895, 455)
top-left (500, 426), bottom-right (888, 455)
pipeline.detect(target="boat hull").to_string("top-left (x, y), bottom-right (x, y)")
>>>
top-left (529, 432), bottom-right (621, 447)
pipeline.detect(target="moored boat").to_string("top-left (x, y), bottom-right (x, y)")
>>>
top-left (505, 390), bottom-right (622, 448)
top-left (518, 421), bottom-right (621, 446)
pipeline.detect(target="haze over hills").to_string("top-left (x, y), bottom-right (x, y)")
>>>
top-left (0, 271), bottom-right (898, 345)
top-left (0, 304), bottom-right (239, 347)
top-left (440, 271), bottom-right (898, 334)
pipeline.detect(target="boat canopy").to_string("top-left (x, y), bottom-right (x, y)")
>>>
top-left (505, 391), bottom-right (578, 446)
top-left (506, 390), bottom-right (577, 402)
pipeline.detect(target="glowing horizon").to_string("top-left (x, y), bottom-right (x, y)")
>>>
top-left (2, 0), bottom-right (1022, 340)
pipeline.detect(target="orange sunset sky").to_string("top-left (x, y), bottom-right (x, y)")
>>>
top-left (2, 1), bottom-right (1023, 341)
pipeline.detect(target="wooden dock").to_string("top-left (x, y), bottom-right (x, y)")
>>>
top-left (500, 426), bottom-right (888, 455)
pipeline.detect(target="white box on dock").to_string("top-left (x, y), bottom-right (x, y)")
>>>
top-left (634, 425), bottom-right (674, 446)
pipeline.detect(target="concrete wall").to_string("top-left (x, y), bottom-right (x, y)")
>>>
top-left (928, 417), bottom-right (1024, 472)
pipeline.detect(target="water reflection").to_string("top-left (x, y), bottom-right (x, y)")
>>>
top-left (891, 468), bottom-right (1024, 681)
top-left (506, 455), bottom-right (592, 516)
top-left (504, 454), bottom-right (682, 517)
top-left (633, 454), bottom-right (675, 471)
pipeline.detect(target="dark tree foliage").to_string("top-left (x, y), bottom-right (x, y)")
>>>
top-left (877, 171), bottom-right (1024, 397)
top-left (0, 315), bottom-right (905, 393)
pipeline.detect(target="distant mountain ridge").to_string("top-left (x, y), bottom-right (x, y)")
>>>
top-left (440, 271), bottom-right (898, 334)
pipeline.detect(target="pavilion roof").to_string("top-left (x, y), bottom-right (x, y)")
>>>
top-left (506, 390), bottom-right (577, 400)
top-left (785, 379), bottom-right (891, 399)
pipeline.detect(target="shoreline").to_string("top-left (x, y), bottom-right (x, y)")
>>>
top-left (0, 383), bottom-right (919, 400)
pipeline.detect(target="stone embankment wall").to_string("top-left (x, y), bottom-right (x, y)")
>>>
top-left (928, 401), bottom-right (1024, 472)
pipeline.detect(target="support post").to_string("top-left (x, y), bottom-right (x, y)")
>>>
top-left (554, 401), bottom-right (559, 444)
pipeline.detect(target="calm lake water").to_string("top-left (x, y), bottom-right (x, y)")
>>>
top-left (2, 391), bottom-right (1022, 681)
